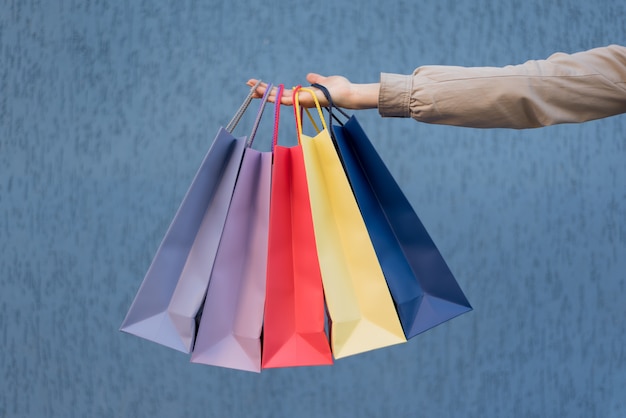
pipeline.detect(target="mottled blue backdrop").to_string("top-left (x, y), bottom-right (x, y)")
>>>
top-left (1, 1), bottom-right (625, 417)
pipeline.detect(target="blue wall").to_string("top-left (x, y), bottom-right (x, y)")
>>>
top-left (1, 1), bottom-right (625, 417)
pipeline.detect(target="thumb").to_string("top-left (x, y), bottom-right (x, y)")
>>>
top-left (306, 73), bottom-right (326, 85)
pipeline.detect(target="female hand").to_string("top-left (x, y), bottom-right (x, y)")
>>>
top-left (246, 73), bottom-right (379, 110)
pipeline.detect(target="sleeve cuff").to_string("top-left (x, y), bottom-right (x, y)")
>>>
top-left (378, 73), bottom-right (412, 118)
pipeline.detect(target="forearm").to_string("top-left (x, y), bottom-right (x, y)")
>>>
top-left (378, 45), bottom-right (626, 129)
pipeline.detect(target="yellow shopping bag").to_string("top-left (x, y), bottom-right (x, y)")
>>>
top-left (295, 87), bottom-right (406, 359)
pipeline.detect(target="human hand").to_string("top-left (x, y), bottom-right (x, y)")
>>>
top-left (246, 73), bottom-right (379, 110)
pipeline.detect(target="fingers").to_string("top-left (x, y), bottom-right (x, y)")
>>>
top-left (246, 79), bottom-right (269, 99)
top-left (246, 79), bottom-right (295, 106)
top-left (244, 78), bottom-right (326, 107)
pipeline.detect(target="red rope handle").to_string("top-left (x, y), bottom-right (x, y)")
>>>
top-left (292, 85), bottom-right (303, 145)
top-left (271, 84), bottom-right (284, 151)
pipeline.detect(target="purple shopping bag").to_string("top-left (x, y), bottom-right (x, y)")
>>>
top-left (190, 85), bottom-right (275, 373)
top-left (120, 81), bottom-right (268, 353)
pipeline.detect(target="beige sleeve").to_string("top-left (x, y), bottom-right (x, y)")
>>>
top-left (378, 45), bottom-right (626, 129)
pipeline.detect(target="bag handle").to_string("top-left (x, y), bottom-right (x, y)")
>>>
top-left (293, 86), bottom-right (328, 143)
top-left (310, 83), bottom-right (350, 129)
top-left (226, 80), bottom-right (262, 133)
top-left (271, 84), bottom-right (285, 151)
top-left (292, 86), bottom-right (317, 144)
top-left (246, 82), bottom-right (273, 147)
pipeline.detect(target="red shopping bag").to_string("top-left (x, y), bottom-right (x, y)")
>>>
top-left (262, 85), bottom-right (333, 368)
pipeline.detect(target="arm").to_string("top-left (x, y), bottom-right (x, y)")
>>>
top-left (380, 44), bottom-right (626, 128)
top-left (247, 45), bottom-right (626, 129)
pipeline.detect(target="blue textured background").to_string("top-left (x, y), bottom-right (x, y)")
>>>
top-left (1, 1), bottom-right (625, 417)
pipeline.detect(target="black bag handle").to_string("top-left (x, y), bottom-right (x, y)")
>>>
top-left (310, 83), bottom-right (350, 130)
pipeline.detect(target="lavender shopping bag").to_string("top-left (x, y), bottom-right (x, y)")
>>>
top-left (120, 82), bottom-right (265, 353)
top-left (190, 85), bottom-right (274, 373)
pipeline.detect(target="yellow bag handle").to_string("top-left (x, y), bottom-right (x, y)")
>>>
top-left (293, 86), bottom-right (328, 144)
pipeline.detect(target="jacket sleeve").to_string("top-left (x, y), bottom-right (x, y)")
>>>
top-left (378, 45), bottom-right (626, 129)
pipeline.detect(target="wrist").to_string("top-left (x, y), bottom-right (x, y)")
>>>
top-left (349, 83), bottom-right (380, 109)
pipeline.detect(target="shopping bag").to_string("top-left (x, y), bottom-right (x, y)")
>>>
top-left (120, 81), bottom-right (263, 353)
top-left (313, 83), bottom-right (472, 339)
top-left (295, 87), bottom-right (406, 359)
top-left (190, 85), bottom-right (274, 373)
top-left (262, 85), bottom-right (333, 369)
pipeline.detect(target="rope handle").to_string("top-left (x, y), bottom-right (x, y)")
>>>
top-left (271, 84), bottom-right (285, 151)
top-left (246, 83), bottom-right (273, 147)
top-left (293, 86), bottom-right (328, 142)
top-left (311, 83), bottom-right (350, 128)
top-left (226, 80), bottom-right (262, 133)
